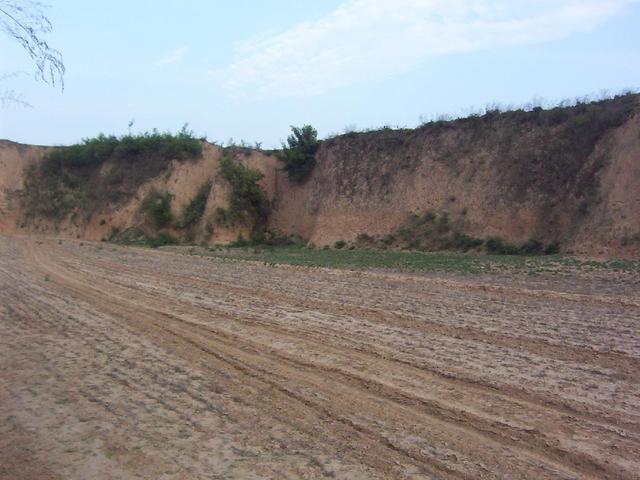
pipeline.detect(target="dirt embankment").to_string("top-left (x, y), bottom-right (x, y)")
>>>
top-left (1, 94), bottom-right (639, 255)
top-left (0, 140), bottom-right (50, 233)
top-left (0, 140), bottom-right (279, 244)
top-left (269, 95), bottom-right (640, 256)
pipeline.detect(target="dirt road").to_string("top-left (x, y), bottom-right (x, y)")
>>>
top-left (1, 236), bottom-right (639, 479)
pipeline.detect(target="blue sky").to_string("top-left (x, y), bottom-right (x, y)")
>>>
top-left (1, 0), bottom-right (639, 147)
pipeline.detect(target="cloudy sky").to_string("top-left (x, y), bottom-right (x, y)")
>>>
top-left (1, 0), bottom-right (639, 146)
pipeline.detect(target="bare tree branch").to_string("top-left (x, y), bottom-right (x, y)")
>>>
top-left (0, 0), bottom-right (65, 90)
top-left (0, 71), bottom-right (32, 106)
top-left (1, 89), bottom-right (32, 107)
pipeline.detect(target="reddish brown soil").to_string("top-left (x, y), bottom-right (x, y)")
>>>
top-left (1, 235), bottom-right (639, 479)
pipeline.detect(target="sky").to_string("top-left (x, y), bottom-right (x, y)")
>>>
top-left (1, 0), bottom-right (640, 147)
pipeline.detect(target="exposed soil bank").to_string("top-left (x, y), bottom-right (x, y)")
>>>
top-left (1, 94), bottom-right (639, 256)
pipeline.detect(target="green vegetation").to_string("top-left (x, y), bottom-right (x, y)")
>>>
top-left (193, 245), bottom-right (640, 276)
top-left (217, 156), bottom-right (269, 226)
top-left (485, 236), bottom-right (560, 256)
top-left (43, 126), bottom-right (201, 170)
top-left (214, 207), bottom-right (231, 227)
top-left (107, 227), bottom-right (178, 248)
top-left (22, 163), bottom-right (75, 219)
top-left (279, 125), bottom-right (320, 182)
top-left (23, 127), bottom-right (202, 219)
top-left (484, 237), bottom-right (520, 255)
top-left (136, 233), bottom-right (179, 248)
top-left (354, 211), bottom-right (559, 256)
top-left (141, 190), bottom-right (173, 229)
top-left (207, 245), bottom-right (498, 274)
top-left (362, 211), bottom-right (484, 252)
top-left (250, 227), bottom-right (302, 247)
top-left (179, 182), bottom-right (211, 229)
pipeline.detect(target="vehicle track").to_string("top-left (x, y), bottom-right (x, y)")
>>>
top-left (1, 236), bottom-right (639, 479)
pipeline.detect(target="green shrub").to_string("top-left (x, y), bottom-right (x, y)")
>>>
top-left (218, 157), bottom-right (270, 225)
top-left (142, 190), bottom-right (173, 229)
top-left (356, 233), bottom-right (375, 244)
top-left (107, 227), bottom-right (178, 248)
top-left (179, 182), bottom-right (211, 229)
top-left (398, 227), bottom-right (411, 241)
top-left (485, 237), bottom-right (520, 255)
top-left (422, 211), bottom-right (437, 223)
top-left (543, 241), bottom-right (561, 255)
top-left (486, 236), bottom-right (561, 255)
top-left (214, 207), bottom-right (231, 227)
top-left (279, 125), bottom-right (320, 182)
top-left (249, 226), bottom-right (267, 245)
top-left (334, 240), bottom-right (346, 249)
top-left (146, 233), bottom-right (179, 248)
top-left (382, 234), bottom-right (396, 245)
top-left (436, 213), bottom-right (450, 233)
top-left (104, 226), bottom-right (121, 242)
top-left (205, 221), bottom-right (215, 236)
top-left (520, 238), bottom-right (544, 255)
top-left (231, 234), bottom-right (249, 247)
top-left (447, 233), bottom-right (483, 252)
top-left (43, 126), bottom-right (201, 171)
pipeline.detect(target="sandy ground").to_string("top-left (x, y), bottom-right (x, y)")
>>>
top-left (1, 235), bottom-right (639, 479)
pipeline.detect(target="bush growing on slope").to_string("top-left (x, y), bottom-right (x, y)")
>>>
top-left (218, 156), bottom-right (270, 226)
top-left (142, 190), bottom-right (173, 229)
top-left (485, 236), bottom-right (560, 255)
top-left (485, 237), bottom-right (521, 255)
top-left (179, 182), bottom-right (211, 229)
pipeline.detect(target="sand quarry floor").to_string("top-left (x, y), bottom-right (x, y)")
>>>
top-left (1, 235), bottom-right (639, 480)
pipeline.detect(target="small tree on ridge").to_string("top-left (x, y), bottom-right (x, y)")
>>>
top-left (279, 125), bottom-right (319, 183)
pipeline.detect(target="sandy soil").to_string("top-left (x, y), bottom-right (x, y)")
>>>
top-left (1, 235), bottom-right (639, 479)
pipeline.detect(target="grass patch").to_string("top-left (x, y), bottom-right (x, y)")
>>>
top-left (109, 227), bottom-right (179, 248)
top-left (198, 245), bottom-right (529, 274)
top-left (194, 245), bottom-right (640, 276)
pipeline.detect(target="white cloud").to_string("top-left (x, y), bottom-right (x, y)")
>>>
top-left (156, 46), bottom-right (190, 66)
top-left (214, 0), bottom-right (638, 99)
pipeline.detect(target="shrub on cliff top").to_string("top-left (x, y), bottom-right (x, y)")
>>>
top-left (279, 125), bottom-right (319, 182)
top-left (23, 126), bottom-right (202, 220)
top-left (43, 125), bottom-right (201, 172)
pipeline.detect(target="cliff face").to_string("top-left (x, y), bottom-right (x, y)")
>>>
top-left (0, 140), bottom-right (278, 244)
top-left (0, 141), bottom-right (51, 233)
top-left (270, 95), bottom-right (640, 256)
top-left (1, 94), bottom-right (639, 256)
